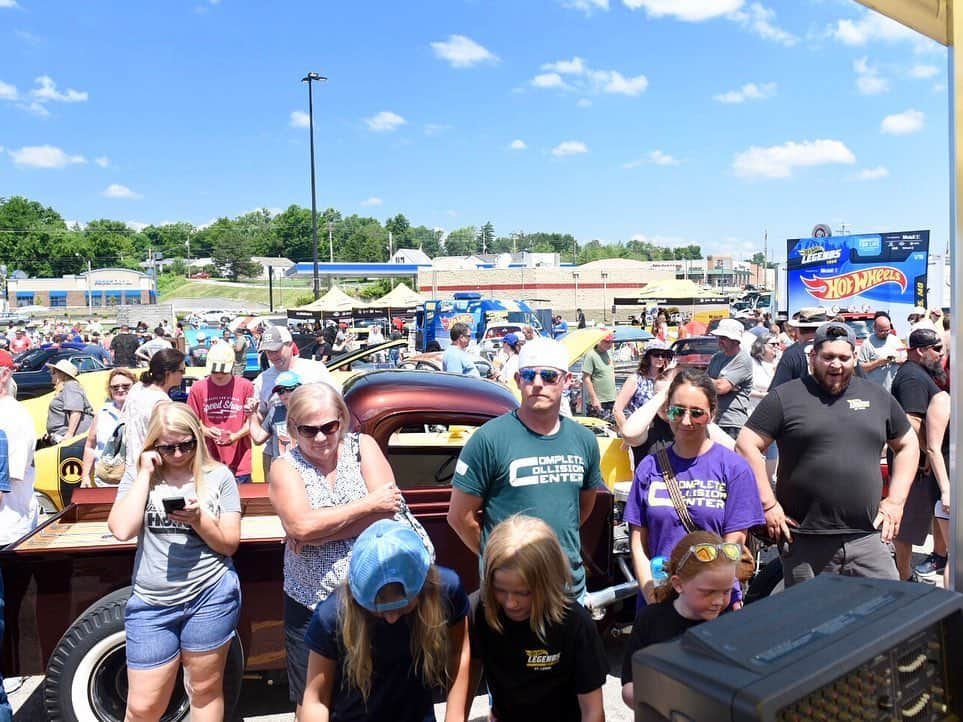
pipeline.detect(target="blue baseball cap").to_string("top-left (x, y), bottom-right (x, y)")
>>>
top-left (272, 371), bottom-right (302, 393)
top-left (502, 332), bottom-right (520, 348)
top-left (349, 520), bottom-right (430, 612)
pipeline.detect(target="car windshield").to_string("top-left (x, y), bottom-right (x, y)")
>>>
top-left (846, 320), bottom-right (873, 339)
top-left (13, 348), bottom-right (52, 371)
top-left (673, 338), bottom-right (718, 355)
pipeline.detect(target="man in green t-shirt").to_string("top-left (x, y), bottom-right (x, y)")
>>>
top-left (581, 332), bottom-right (616, 420)
top-left (447, 337), bottom-right (604, 598)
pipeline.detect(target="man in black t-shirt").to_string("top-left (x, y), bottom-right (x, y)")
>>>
top-left (770, 307), bottom-right (828, 388)
top-left (890, 328), bottom-right (950, 580)
top-left (109, 324), bottom-right (139, 367)
top-left (736, 322), bottom-right (918, 587)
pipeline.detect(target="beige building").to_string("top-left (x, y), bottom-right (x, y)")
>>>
top-left (7, 267), bottom-right (156, 309)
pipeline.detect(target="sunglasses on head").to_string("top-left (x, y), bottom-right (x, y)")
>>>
top-left (296, 419), bottom-right (341, 437)
top-left (679, 542), bottom-right (742, 568)
top-left (518, 367), bottom-right (564, 385)
top-left (666, 405), bottom-right (709, 422)
top-left (153, 439), bottom-right (198, 456)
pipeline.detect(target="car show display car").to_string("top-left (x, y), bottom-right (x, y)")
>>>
top-left (2, 367), bottom-right (634, 722)
top-left (13, 347), bottom-right (111, 400)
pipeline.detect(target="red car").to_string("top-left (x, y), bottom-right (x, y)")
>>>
top-left (671, 335), bottom-right (719, 371)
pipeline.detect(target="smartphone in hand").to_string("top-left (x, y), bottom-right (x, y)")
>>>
top-left (162, 497), bottom-right (187, 514)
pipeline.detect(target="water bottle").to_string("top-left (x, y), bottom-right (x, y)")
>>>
top-left (651, 555), bottom-right (669, 586)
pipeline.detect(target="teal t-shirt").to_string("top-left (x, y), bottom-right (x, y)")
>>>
top-left (452, 411), bottom-right (604, 597)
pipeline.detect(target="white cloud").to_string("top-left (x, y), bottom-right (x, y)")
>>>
top-left (532, 57), bottom-right (647, 97)
top-left (103, 184), bottom-right (142, 199)
top-left (0, 80), bottom-right (17, 100)
top-left (430, 35), bottom-right (498, 68)
top-left (623, 150), bottom-right (680, 168)
top-left (532, 72), bottom-right (567, 89)
top-left (94, 156), bottom-right (110, 168)
top-left (18, 101), bottom-right (50, 117)
top-left (542, 57), bottom-right (586, 75)
top-left (289, 110), bottom-right (310, 128)
top-left (623, 0), bottom-right (742, 22)
top-left (881, 108), bottom-right (924, 135)
top-left (854, 166), bottom-right (889, 181)
top-left (31, 75), bottom-right (88, 103)
top-left (509, 139), bottom-right (527, 150)
top-left (649, 150), bottom-right (680, 165)
top-left (854, 57), bottom-right (888, 95)
top-left (0, 1), bottom-right (20, 7)
top-left (832, 12), bottom-right (919, 46)
top-left (360, 197), bottom-right (383, 207)
top-left (909, 64), bottom-right (939, 79)
top-left (9, 144), bottom-right (86, 168)
top-left (713, 81), bottom-right (777, 103)
top-left (364, 111), bottom-right (406, 132)
top-left (729, 3), bottom-right (797, 46)
top-left (589, 69), bottom-right (648, 95)
top-left (552, 140), bottom-right (588, 157)
top-left (560, 0), bottom-right (609, 14)
top-left (126, 221), bottom-right (149, 232)
top-left (732, 139), bottom-right (856, 179)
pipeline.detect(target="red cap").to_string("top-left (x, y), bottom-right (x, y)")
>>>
top-left (0, 351), bottom-right (15, 369)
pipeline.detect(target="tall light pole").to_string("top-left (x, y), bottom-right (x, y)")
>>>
top-left (302, 71), bottom-right (327, 300)
top-left (601, 271), bottom-right (608, 322)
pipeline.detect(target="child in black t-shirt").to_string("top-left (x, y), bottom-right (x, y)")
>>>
top-left (469, 515), bottom-right (608, 722)
top-left (621, 530), bottom-right (742, 708)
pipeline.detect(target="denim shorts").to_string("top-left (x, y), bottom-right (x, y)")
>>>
top-left (125, 569), bottom-right (241, 670)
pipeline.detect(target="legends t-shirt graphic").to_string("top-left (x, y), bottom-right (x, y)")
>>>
top-left (508, 454), bottom-right (586, 487)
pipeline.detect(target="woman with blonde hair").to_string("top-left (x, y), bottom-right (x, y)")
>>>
top-left (270, 381), bottom-right (421, 716)
top-left (81, 367), bottom-right (137, 487)
top-left (469, 515), bottom-right (607, 722)
top-left (108, 402), bottom-right (241, 722)
top-left (300, 519), bottom-right (470, 721)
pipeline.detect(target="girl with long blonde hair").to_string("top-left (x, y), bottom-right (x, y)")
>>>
top-left (300, 519), bottom-right (470, 722)
top-left (108, 402), bottom-right (242, 722)
top-left (469, 515), bottom-right (607, 722)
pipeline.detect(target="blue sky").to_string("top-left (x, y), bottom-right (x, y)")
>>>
top-left (0, 0), bottom-right (951, 262)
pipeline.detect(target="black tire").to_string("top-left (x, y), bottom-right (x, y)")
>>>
top-left (43, 587), bottom-right (245, 722)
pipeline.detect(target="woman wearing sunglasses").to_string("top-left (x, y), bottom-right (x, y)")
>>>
top-left (122, 347), bottom-right (189, 473)
top-left (81, 367), bottom-right (137, 487)
top-left (108, 402), bottom-right (242, 722)
top-left (622, 370), bottom-right (764, 610)
top-left (268, 381), bottom-right (420, 719)
top-left (614, 341), bottom-right (674, 467)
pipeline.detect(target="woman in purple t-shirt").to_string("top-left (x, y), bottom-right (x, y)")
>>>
top-left (623, 370), bottom-right (764, 608)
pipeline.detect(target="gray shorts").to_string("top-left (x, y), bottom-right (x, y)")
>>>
top-left (894, 470), bottom-right (940, 546)
top-left (781, 532), bottom-right (898, 587)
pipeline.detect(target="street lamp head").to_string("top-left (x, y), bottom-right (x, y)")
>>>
top-left (302, 72), bottom-right (327, 83)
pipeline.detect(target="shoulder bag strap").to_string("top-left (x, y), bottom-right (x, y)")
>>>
top-left (656, 446), bottom-right (697, 533)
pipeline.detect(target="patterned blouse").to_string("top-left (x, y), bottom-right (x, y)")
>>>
top-left (282, 433), bottom-right (369, 610)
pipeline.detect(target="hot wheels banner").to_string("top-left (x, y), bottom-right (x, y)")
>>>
top-left (786, 230), bottom-right (929, 336)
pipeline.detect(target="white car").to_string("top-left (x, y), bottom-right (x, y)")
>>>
top-left (479, 322), bottom-right (527, 357)
top-left (201, 309), bottom-right (236, 325)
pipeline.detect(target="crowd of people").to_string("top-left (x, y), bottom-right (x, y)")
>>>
top-left (0, 300), bottom-right (954, 720)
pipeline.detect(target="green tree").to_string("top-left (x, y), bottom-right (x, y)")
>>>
top-left (0, 196), bottom-right (69, 276)
top-left (211, 225), bottom-right (261, 281)
top-left (141, 222), bottom-right (194, 261)
top-left (385, 213), bottom-right (411, 250)
top-left (477, 222), bottom-right (495, 253)
top-left (339, 215), bottom-right (387, 262)
top-left (236, 209), bottom-right (276, 257)
top-left (443, 226), bottom-right (478, 256)
top-left (409, 225), bottom-right (442, 256)
top-left (272, 205), bottom-right (313, 262)
top-left (83, 220), bottom-right (140, 271)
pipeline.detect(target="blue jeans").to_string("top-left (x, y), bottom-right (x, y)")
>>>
top-left (0, 570), bottom-right (12, 722)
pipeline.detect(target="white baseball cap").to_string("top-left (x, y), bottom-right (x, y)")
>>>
top-left (517, 337), bottom-right (569, 372)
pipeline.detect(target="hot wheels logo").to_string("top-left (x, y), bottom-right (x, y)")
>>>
top-left (801, 267), bottom-right (907, 301)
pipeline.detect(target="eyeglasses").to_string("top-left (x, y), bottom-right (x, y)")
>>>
top-left (518, 367), bottom-right (564, 385)
top-left (766, 342), bottom-right (781, 347)
top-left (153, 439), bottom-right (198, 456)
top-left (296, 419), bottom-right (341, 437)
top-left (648, 351), bottom-right (674, 359)
top-left (679, 542), bottom-right (742, 568)
top-left (274, 385), bottom-right (300, 395)
top-left (666, 405), bottom-right (710, 422)
top-left (109, 383), bottom-right (132, 392)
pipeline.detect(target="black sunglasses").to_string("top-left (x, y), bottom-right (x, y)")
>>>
top-left (518, 368), bottom-right (563, 385)
top-left (297, 419), bottom-right (341, 437)
top-left (153, 439), bottom-right (198, 456)
top-left (109, 383), bottom-right (132, 392)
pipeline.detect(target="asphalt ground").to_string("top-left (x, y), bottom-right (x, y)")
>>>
top-left (8, 544), bottom-right (940, 721)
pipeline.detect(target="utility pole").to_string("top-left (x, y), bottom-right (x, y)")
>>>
top-left (302, 71), bottom-right (327, 300)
